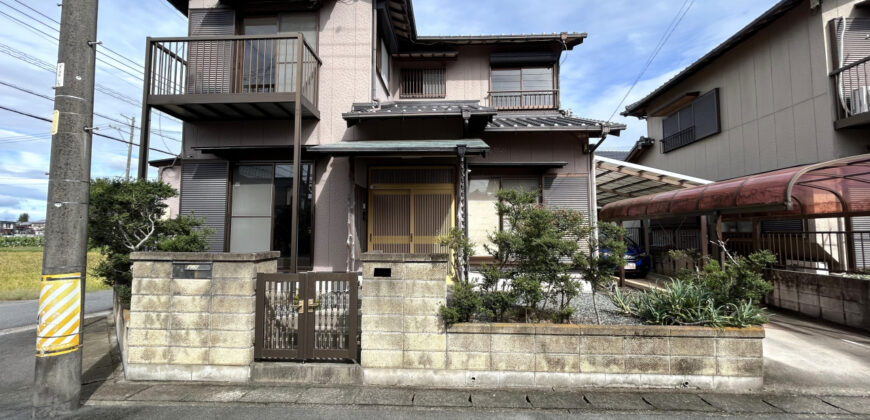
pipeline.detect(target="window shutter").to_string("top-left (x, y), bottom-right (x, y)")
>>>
top-left (188, 8), bottom-right (235, 94)
top-left (181, 162), bottom-right (229, 251)
top-left (543, 175), bottom-right (589, 213)
top-left (692, 88), bottom-right (720, 139)
top-left (189, 8), bottom-right (235, 36)
top-left (662, 113), bottom-right (679, 138)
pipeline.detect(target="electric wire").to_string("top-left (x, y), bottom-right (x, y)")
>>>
top-left (0, 104), bottom-right (175, 156)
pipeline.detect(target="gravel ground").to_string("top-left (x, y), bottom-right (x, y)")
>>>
top-left (569, 288), bottom-right (644, 325)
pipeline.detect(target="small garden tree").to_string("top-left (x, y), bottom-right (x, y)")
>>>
top-left (17, 213), bottom-right (28, 223)
top-left (88, 178), bottom-right (211, 304)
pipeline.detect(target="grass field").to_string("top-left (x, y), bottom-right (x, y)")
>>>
top-left (0, 248), bottom-right (109, 300)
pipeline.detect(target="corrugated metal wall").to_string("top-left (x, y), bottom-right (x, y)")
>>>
top-left (181, 162), bottom-right (229, 252)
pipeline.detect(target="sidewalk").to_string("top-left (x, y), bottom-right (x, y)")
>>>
top-left (77, 313), bottom-right (870, 417)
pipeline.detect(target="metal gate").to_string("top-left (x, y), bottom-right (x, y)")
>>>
top-left (254, 272), bottom-right (359, 361)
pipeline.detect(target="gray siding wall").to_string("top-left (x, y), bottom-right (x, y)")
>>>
top-left (180, 162), bottom-right (228, 252)
top-left (638, 0), bottom-right (869, 181)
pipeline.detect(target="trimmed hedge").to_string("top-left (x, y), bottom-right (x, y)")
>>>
top-left (0, 236), bottom-right (45, 248)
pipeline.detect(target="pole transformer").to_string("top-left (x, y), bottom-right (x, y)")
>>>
top-left (33, 0), bottom-right (98, 415)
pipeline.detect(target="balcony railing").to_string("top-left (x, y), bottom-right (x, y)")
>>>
top-left (661, 126), bottom-right (696, 153)
top-left (831, 54), bottom-right (870, 128)
top-left (145, 34), bottom-right (321, 120)
top-left (488, 89), bottom-right (558, 110)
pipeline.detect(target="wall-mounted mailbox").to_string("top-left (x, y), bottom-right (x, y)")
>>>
top-left (172, 262), bottom-right (212, 279)
top-left (373, 267), bottom-right (391, 277)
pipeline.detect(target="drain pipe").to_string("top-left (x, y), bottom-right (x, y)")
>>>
top-left (371, 4), bottom-right (378, 103)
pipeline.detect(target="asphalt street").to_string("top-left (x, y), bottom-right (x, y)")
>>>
top-left (0, 289), bottom-right (113, 330)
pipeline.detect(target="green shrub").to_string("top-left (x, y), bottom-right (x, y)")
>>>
top-left (438, 228), bottom-right (480, 325)
top-left (89, 178), bottom-right (211, 304)
top-left (0, 236), bottom-right (45, 248)
top-left (610, 249), bottom-right (774, 327)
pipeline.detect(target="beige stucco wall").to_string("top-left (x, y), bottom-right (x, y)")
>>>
top-left (638, 0), bottom-right (869, 181)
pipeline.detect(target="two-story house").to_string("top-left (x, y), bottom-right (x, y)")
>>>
top-left (141, 0), bottom-right (623, 273)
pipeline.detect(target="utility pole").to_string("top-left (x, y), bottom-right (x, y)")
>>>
top-left (33, 0), bottom-right (98, 416)
top-left (125, 116), bottom-right (135, 180)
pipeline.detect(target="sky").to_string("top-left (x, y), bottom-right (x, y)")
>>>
top-left (0, 0), bottom-right (779, 221)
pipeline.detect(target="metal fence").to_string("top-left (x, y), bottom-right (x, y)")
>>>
top-left (147, 34), bottom-right (320, 106)
top-left (255, 272), bottom-right (359, 361)
top-left (723, 230), bottom-right (870, 274)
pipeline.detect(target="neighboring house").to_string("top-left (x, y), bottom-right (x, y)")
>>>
top-left (622, 0), bottom-right (869, 182)
top-left (0, 221), bottom-right (15, 235)
top-left (141, 0), bottom-right (623, 272)
top-left (29, 220), bottom-right (45, 236)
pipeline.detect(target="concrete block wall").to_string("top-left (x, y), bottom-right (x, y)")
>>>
top-left (360, 252), bottom-right (764, 391)
top-left (441, 324), bottom-right (764, 389)
top-left (126, 251), bottom-right (278, 382)
top-left (360, 253), bottom-right (448, 370)
top-left (768, 269), bottom-right (870, 331)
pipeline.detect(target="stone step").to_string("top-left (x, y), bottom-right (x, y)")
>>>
top-left (251, 362), bottom-right (362, 385)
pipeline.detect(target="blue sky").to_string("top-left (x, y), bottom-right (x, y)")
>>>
top-left (0, 0), bottom-right (778, 221)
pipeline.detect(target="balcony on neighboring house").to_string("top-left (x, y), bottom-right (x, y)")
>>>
top-left (144, 34), bottom-right (321, 121)
top-left (829, 17), bottom-right (870, 129)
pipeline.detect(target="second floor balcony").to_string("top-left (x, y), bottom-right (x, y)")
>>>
top-left (145, 34), bottom-right (321, 121)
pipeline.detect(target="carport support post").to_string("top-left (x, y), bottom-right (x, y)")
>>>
top-left (618, 228), bottom-right (625, 287)
top-left (699, 215), bottom-right (709, 263)
top-left (715, 214), bottom-right (724, 262)
top-left (34, 0), bottom-right (99, 414)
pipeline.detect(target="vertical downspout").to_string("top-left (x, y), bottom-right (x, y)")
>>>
top-left (347, 157), bottom-right (356, 272)
top-left (587, 137), bottom-right (599, 257)
top-left (371, 3), bottom-right (378, 102)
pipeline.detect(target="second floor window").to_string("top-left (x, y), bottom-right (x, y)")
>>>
top-left (661, 88), bottom-right (720, 153)
top-left (490, 67), bottom-right (555, 110)
top-left (400, 68), bottom-right (446, 98)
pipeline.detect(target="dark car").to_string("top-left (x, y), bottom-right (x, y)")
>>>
top-left (601, 236), bottom-right (651, 278)
top-left (620, 237), bottom-right (651, 278)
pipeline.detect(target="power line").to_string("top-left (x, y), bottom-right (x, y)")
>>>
top-left (0, 4), bottom-right (144, 83)
top-left (1, 0), bottom-right (145, 73)
top-left (0, 79), bottom-right (182, 143)
top-left (605, 0), bottom-right (696, 123)
top-left (0, 104), bottom-right (176, 156)
top-left (0, 41), bottom-right (142, 106)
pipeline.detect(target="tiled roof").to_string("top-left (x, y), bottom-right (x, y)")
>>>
top-left (596, 150), bottom-right (630, 161)
top-left (486, 113), bottom-right (626, 133)
top-left (343, 100), bottom-right (496, 124)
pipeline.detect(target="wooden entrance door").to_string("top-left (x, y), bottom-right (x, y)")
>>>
top-left (367, 186), bottom-right (454, 254)
top-left (367, 166), bottom-right (455, 253)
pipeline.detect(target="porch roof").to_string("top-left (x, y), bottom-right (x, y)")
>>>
top-left (599, 154), bottom-right (870, 221)
top-left (305, 139), bottom-right (489, 156)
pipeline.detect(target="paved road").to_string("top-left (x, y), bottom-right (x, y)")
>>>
top-left (0, 290), bottom-right (113, 330)
top-left (764, 309), bottom-right (870, 395)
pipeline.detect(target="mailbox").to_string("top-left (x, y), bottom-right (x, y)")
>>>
top-left (172, 262), bottom-right (212, 279)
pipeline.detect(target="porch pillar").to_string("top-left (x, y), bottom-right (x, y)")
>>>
top-left (457, 145), bottom-right (469, 282)
top-left (289, 33), bottom-right (305, 273)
